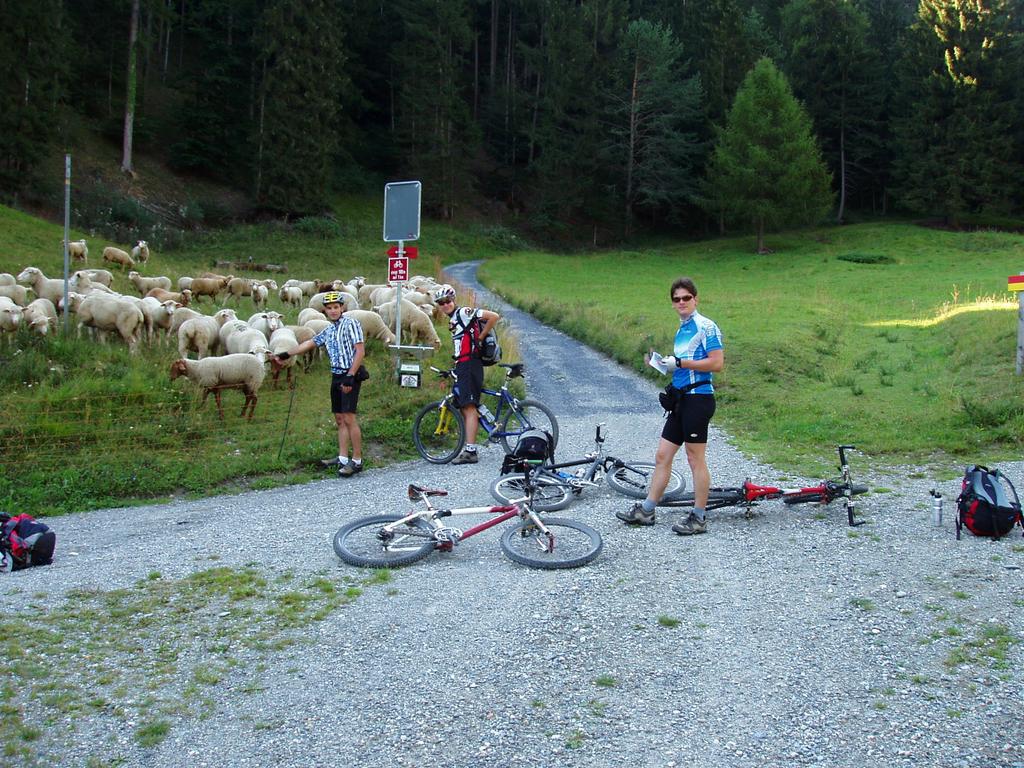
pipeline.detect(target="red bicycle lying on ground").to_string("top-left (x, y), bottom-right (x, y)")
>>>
top-left (663, 445), bottom-right (869, 526)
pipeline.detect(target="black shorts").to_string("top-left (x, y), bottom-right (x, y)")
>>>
top-left (453, 359), bottom-right (484, 408)
top-left (661, 394), bottom-right (716, 445)
top-left (330, 374), bottom-right (362, 414)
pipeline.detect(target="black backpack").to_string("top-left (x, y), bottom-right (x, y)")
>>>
top-left (955, 466), bottom-right (1023, 540)
top-left (1, 513), bottom-right (56, 572)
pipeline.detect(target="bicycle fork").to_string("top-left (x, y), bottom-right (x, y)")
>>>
top-left (838, 445), bottom-right (864, 527)
top-left (520, 510), bottom-right (556, 554)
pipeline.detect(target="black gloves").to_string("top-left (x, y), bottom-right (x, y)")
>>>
top-left (341, 374), bottom-right (355, 387)
top-left (276, 351), bottom-right (290, 360)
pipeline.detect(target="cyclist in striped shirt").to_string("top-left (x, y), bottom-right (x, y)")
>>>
top-left (275, 291), bottom-right (367, 477)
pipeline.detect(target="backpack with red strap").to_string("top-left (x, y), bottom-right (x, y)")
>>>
top-left (1, 513), bottom-right (56, 572)
top-left (955, 466), bottom-right (1023, 540)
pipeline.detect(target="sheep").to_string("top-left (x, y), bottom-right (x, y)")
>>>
top-left (246, 310), bottom-right (283, 339)
top-left (225, 277), bottom-right (254, 304)
top-left (268, 327), bottom-right (299, 388)
top-left (297, 307), bottom-right (325, 326)
top-left (0, 297), bottom-right (22, 341)
top-left (169, 354), bottom-right (267, 419)
top-left (224, 325), bottom-right (270, 358)
top-left (357, 282), bottom-right (385, 308)
top-left (82, 269), bottom-right (114, 287)
top-left (130, 296), bottom-right (178, 342)
top-left (177, 276), bottom-right (194, 292)
top-left (282, 279), bottom-right (318, 297)
top-left (75, 293), bottom-right (145, 351)
top-left (102, 246), bottom-right (135, 270)
top-left (66, 239), bottom-right (89, 263)
top-left (17, 267), bottom-right (66, 306)
top-left (131, 240), bottom-right (150, 263)
top-left (279, 285), bottom-right (303, 308)
top-left (129, 270), bottom-right (171, 295)
top-left (177, 315), bottom-right (222, 359)
top-left (251, 283), bottom-right (269, 309)
top-left (345, 310), bottom-right (397, 346)
top-left (0, 273), bottom-right (15, 287)
top-left (0, 283), bottom-right (30, 305)
top-left (145, 287), bottom-right (192, 306)
top-left (374, 299), bottom-right (441, 349)
top-left (303, 317), bottom-right (329, 335)
top-left (22, 298), bottom-right (57, 335)
top-left (255, 278), bottom-right (279, 292)
top-left (70, 271), bottom-right (116, 296)
top-left (190, 276), bottom-right (230, 303)
top-left (167, 306), bottom-right (204, 338)
top-left (199, 272), bottom-right (231, 281)
top-left (369, 285), bottom-right (396, 307)
top-left (218, 318), bottom-right (252, 349)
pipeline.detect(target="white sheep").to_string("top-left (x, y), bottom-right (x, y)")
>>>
top-left (17, 267), bottom-right (66, 306)
top-left (251, 283), bottom-right (269, 309)
top-left (279, 285), bottom-right (303, 308)
top-left (129, 270), bottom-right (171, 295)
top-left (167, 306), bottom-right (204, 338)
top-left (82, 269), bottom-right (114, 287)
top-left (0, 283), bottom-right (30, 305)
top-left (218, 318), bottom-right (251, 349)
top-left (357, 282), bottom-right (385, 308)
top-left (225, 325), bottom-right (269, 357)
top-left (177, 276), bottom-right (194, 292)
top-left (256, 278), bottom-right (279, 292)
top-left (177, 315), bottom-right (222, 359)
top-left (131, 240), bottom-right (150, 263)
top-left (75, 293), bottom-right (145, 351)
top-left (369, 285), bottom-right (397, 307)
top-left (246, 311), bottom-right (283, 338)
top-left (22, 298), bottom-right (57, 336)
top-left (374, 299), bottom-right (441, 349)
top-left (0, 297), bottom-right (22, 341)
top-left (303, 317), bottom-right (329, 335)
top-left (169, 354), bottom-right (267, 419)
top-left (268, 327), bottom-right (299, 388)
top-left (102, 246), bottom-right (135, 270)
top-left (345, 309), bottom-right (397, 346)
top-left (70, 271), bottom-right (116, 295)
top-left (282, 279), bottom-right (318, 298)
top-left (66, 239), bottom-right (89, 263)
top-left (129, 296), bottom-right (177, 342)
top-left (0, 273), bottom-right (15, 287)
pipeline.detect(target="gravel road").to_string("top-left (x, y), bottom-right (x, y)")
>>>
top-left (5, 263), bottom-right (1022, 767)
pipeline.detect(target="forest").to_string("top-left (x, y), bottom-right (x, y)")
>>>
top-left (1, 0), bottom-right (1022, 243)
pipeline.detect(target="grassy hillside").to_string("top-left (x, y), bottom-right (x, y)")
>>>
top-left (479, 222), bottom-right (1024, 473)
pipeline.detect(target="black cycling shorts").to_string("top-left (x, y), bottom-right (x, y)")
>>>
top-left (661, 394), bottom-right (716, 445)
top-left (453, 359), bottom-right (484, 408)
top-left (330, 373), bottom-right (362, 414)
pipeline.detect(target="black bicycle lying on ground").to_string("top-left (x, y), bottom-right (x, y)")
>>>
top-left (662, 445), bottom-right (869, 526)
top-left (489, 424), bottom-right (687, 511)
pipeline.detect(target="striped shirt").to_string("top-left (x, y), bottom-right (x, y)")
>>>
top-left (672, 310), bottom-right (723, 395)
top-left (313, 316), bottom-right (364, 374)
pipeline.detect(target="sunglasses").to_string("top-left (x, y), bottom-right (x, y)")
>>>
top-left (672, 294), bottom-right (694, 303)
top-left (436, 298), bottom-right (453, 306)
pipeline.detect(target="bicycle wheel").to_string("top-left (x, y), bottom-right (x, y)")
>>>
top-left (412, 399), bottom-right (465, 463)
top-left (499, 517), bottom-right (602, 569)
top-left (498, 399), bottom-right (560, 453)
top-left (660, 489), bottom-right (746, 509)
top-left (333, 514), bottom-right (437, 568)
top-left (606, 462), bottom-right (685, 500)
top-left (782, 484), bottom-right (869, 505)
top-left (489, 474), bottom-right (572, 512)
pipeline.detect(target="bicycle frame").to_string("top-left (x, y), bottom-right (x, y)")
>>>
top-left (428, 365), bottom-right (530, 442)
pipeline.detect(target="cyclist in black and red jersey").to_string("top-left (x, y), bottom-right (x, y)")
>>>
top-left (433, 284), bottom-right (501, 465)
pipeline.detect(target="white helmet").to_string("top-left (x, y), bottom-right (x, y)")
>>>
top-left (432, 285), bottom-right (456, 304)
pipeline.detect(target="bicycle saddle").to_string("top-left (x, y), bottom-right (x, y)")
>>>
top-left (499, 363), bottom-right (524, 379)
top-left (408, 484), bottom-right (449, 500)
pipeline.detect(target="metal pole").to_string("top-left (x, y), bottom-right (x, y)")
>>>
top-left (394, 239), bottom-right (404, 378)
top-left (1017, 271), bottom-right (1024, 375)
top-left (62, 155), bottom-right (71, 335)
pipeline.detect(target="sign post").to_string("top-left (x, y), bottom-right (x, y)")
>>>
top-left (383, 181), bottom-right (431, 382)
top-left (1009, 274), bottom-right (1024, 374)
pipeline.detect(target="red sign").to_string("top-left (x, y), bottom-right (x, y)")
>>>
top-left (387, 245), bottom-right (418, 259)
top-left (388, 256), bottom-right (409, 283)
top-left (1009, 275), bottom-right (1024, 292)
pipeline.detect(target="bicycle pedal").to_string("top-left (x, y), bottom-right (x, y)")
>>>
top-left (434, 527), bottom-right (462, 543)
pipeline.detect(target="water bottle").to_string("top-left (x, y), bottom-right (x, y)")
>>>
top-left (478, 404), bottom-right (494, 430)
top-left (930, 489), bottom-right (943, 527)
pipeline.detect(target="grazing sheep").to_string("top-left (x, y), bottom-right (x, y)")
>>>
top-left (70, 271), bottom-right (116, 295)
top-left (297, 307), bottom-right (325, 326)
top-left (22, 298), bottom-right (57, 335)
top-left (225, 277), bottom-right (254, 304)
top-left (225, 325), bottom-right (270, 357)
top-left (0, 283), bottom-right (30, 305)
top-left (246, 311), bottom-right (283, 338)
top-left (268, 327), bottom-right (299, 388)
top-left (199, 272), bottom-right (231, 281)
top-left (0, 298), bottom-right (22, 341)
top-left (190, 276), bottom-right (230, 303)
top-left (345, 309), bottom-right (397, 346)
top-left (82, 269), bottom-right (114, 288)
top-left (130, 296), bottom-right (177, 342)
top-left (255, 278), bottom-right (279, 292)
top-left (374, 299), bottom-right (441, 349)
top-left (131, 240), bottom-right (150, 263)
top-left (102, 246), bottom-right (135, 270)
top-left (145, 287), bottom-right (192, 306)
top-left (0, 273), bottom-right (16, 287)
top-left (303, 317), bottom-right (329, 335)
top-left (369, 285), bottom-right (397, 307)
top-left (177, 315), bottom-right (222, 359)
top-left (75, 294), bottom-right (145, 351)
top-left (251, 283), bottom-right (269, 309)
top-left (282, 279), bottom-right (319, 297)
top-left (129, 270), bottom-right (171, 295)
top-left (177, 276), bottom-right (194, 292)
top-left (17, 267), bottom-right (66, 305)
top-left (357, 282), bottom-right (385, 308)
top-left (66, 239), bottom-right (89, 263)
top-left (169, 354), bottom-right (267, 420)
top-left (218, 318), bottom-right (251, 349)
top-left (167, 306), bottom-right (203, 338)
top-left (279, 285), bottom-right (303, 308)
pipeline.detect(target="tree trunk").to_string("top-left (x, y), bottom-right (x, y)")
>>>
top-left (121, 0), bottom-right (140, 175)
top-left (837, 123), bottom-right (846, 224)
top-left (489, 0), bottom-right (498, 88)
top-left (624, 52), bottom-right (640, 238)
top-left (756, 216), bottom-right (765, 253)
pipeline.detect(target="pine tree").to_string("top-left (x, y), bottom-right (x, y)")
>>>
top-left (704, 57), bottom-right (833, 253)
top-left (893, 0), bottom-right (1019, 222)
top-left (254, 0), bottom-right (347, 215)
top-left (604, 19), bottom-right (704, 235)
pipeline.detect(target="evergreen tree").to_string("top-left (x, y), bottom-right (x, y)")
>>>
top-left (604, 19), bottom-right (704, 235)
top-left (780, 0), bottom-right (880, 222)
top-left (893, 0), bottom-right (1019, 222)
top-left (704, 57), bottom-right (833, 253)
top-left (254, 0), bottom-right (347, 214)
top-left (0, 0), bottom-right (69, 199)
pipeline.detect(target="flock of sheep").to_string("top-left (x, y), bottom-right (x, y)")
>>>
top-left (0, 238), bottom-right (452, 419)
